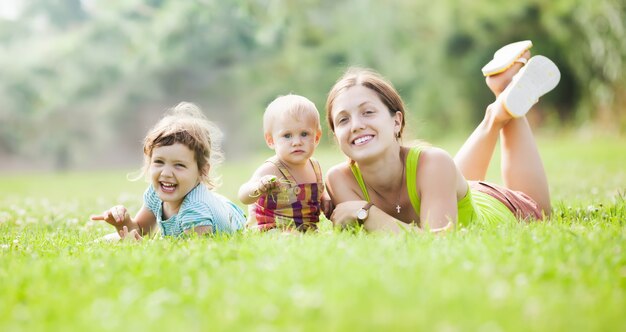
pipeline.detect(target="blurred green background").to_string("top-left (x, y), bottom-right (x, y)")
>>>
top-left (1, 0), bottom-right (625, 171)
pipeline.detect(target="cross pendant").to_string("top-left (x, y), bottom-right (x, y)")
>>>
top-left (396, 204), bottom-right (401, 214)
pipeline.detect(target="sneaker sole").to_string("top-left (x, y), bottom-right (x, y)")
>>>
top-left (502, 55), bottom-right (561, 118)
top-left (482, 40), bottom-right (533, 76)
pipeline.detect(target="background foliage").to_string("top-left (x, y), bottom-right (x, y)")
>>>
top-left (1, 0), bottom-right (625, 170)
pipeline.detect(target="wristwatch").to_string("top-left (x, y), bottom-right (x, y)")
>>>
top-left (356, 202), bottom-right (374, 224)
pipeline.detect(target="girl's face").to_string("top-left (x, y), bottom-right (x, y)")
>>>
top-left (149, 143), bottom-right (202, 210)
top-left (265, 115), bottom-right (321, 166)
top-left (331, 85), bottom-right (402, 162)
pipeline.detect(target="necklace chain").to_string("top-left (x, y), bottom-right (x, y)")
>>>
top-left (367, 152), bottom-right (405, 214)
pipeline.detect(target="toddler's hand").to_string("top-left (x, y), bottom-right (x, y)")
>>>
top-left (257, 175), bottom-right (281, 194)
top-left (321, 197), bottom-right (334, 218)
top-left (90, 205), bottom-right (131, 229)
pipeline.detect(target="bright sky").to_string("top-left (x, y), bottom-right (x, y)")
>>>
top-left (0, 0), bottom-right (20, 20)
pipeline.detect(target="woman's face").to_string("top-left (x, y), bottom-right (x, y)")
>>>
top-left (331, 85), bottom-right (402, 162)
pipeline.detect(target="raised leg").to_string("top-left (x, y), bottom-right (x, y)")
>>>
top-left (454, 50), bottom-right (530, 181)
top-left (453, 104), bottom-right (501, 181)
top-left (454, 50), bottom-right (551, 215)
top-left (499, 115), bottom-right (551, 214)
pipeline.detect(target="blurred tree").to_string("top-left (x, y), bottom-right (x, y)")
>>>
top-left (0, 0), bottom-right (624, 170)
top-left (22, 0), bottom-right (87, 28)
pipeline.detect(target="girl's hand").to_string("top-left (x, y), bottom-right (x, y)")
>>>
top-left (119, 226), bottom-right (142, 242)
top-left (90, 205), bottom-right (131, 229)
top-left (330, 200), bottom-right (368, 229)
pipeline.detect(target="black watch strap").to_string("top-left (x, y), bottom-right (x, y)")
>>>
top-left (357, 202), bottom-right (374, 224)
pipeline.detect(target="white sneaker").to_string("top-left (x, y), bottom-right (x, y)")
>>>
top-left (501, 55), bottom-right (561, 118)
top-left (482, 40), bottom-right (533, 77)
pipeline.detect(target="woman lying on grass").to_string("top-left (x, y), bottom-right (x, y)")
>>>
top-left (325, 41), bottom-right (561, 233)
top-left (91, 102), bottom-right (246, 240)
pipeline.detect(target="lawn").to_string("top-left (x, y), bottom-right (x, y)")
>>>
top-left (0, 134), bottom-right (625, 331)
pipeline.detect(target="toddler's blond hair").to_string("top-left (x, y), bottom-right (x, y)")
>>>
top-left (263, 94), bottom-right (321, 135)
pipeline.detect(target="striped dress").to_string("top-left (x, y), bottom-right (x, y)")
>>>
top-left (144, 184), bottom-right (246, 237)
top-left (251, 157), bottom-right (324, 231)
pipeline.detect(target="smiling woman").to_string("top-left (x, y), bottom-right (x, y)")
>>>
top-left (324, 50), bottom-right (560, 233)
top-left (90, 102), bottom-right (246, 240)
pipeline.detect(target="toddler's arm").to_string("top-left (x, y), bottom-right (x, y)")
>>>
top-left (238, 163), bottom-right (282, 205)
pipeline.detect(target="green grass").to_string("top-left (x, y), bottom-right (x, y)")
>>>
top-left (1, 135), bottom-right (625, 331)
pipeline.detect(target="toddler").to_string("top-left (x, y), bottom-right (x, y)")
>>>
top-left (238, 95), bottom-right (330, 231)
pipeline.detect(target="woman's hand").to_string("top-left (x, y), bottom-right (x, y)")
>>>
top-left (329, 200), bottom-right (368, 229)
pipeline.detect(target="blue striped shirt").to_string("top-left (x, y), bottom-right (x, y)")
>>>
top-left (143, 184), bottom-right (245, 237)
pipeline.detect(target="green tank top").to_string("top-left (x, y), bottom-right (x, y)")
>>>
top-left (349, 146), bottom-right (516, 226)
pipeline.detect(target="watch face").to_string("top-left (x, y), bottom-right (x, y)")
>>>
top-left (357, 209), bottom-right (367, 220)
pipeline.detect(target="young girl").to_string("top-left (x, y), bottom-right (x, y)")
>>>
top-left (238, 94), bottom-right (331, 231)
top-left (325, 43), bottom-right (560, 232)
top-left (91, 102), bottom-right (246, 240)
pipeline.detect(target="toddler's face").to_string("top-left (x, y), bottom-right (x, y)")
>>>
top-left (267, 116), bottom-right (320, 166)
top-left (149, 143), bottom-right (201, 210)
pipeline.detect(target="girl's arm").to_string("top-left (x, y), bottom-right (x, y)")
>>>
top-left (326, 164), bottom-right (421, 234)
top-left (238, 163), bottom-right (282, 205)
top-left (91, 205), bottom-right (133, 232)
top-left (133, 205), bottom-right (158, 235)
top-left (91, 204), bottom-right (157, 236)
top-left (184, 225), bottom-right (212, 236)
